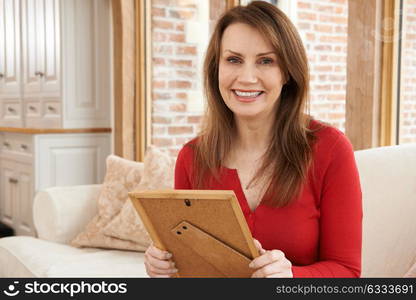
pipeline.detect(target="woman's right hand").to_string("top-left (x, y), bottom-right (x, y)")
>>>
top-left (144, 243), bottom-right (178, 278)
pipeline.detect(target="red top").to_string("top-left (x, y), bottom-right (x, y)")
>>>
top-left (174, 121), bottom-right (362, 277)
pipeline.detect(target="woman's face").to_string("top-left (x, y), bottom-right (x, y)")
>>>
top-left (218, 22), bottom-right (285, 121)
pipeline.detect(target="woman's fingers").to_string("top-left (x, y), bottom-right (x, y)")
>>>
top-left (146, 244), bottom-right (172, 260)
top-left (249, 249), bottom-right (285, 269)
top-left (144, 244), bottom-right (178, 277)
top-left (145, 261), bottom-right (177, 277)
top-left (253, 238), bottom-right (266, 255)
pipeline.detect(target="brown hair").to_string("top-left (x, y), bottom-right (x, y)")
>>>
top-left (193, 1), bottom-right (317, 207)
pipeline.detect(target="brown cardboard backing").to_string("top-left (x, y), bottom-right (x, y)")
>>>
top-left (129, 189), bottom-right (259, 278)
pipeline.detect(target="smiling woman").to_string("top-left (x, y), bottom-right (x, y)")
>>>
top-left (144, 1), bottom-right (362, 279)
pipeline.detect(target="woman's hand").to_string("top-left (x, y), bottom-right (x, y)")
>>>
top-left (249, 239), bottom-right (293, 278)
top-left (144, 243), bottom-right (178, 278)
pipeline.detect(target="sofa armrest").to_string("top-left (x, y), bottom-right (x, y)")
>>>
top-left (33, 184), bottom-right (101, 244)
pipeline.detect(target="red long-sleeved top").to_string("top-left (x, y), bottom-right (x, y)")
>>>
top-left (174, 121), bottom-right (362, 277)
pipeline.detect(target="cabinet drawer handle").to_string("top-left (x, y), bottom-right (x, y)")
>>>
top-left (35, 71), bottom-right (44, 77)
top-left (3, 142), bottom-right (10, 148)
top-left (0, 73), bottom-right (3, 78)
top-left (20, 144), bottom-right (28, 150)
top-left (9, 178), bottom-right (18, 184)
top-left (47, 106), bottom-right (56, 112)
top-left (7, 107), bottom-right (16, 113)
top-left (29, 106), bottom-right (36, 111)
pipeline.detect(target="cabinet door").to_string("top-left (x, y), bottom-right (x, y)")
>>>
top-left (21, 0), bottom-right (60, 99)
top-left (0, 160), bottom-right (16, 228)
top-left (40, 0), bottom-right (60, 97)
top-left (0, 0), bottom-right (21, 99)
top-left (14, 162), bottom-right (35, 236)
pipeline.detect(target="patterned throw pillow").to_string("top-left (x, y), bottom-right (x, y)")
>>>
top-left (70, 155), bottom-right (145, 251)
top-left (102, 145), bottom-right (175, 250)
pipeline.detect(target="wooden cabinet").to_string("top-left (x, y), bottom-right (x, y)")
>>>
top-left (1, 0), bottom-right (111, 129)
top-left (0, 0), bottom-right (23, 127)
top-left (0, 131), bottom-right (111, 236)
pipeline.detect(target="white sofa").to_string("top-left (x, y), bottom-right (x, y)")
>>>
top-left (0, 144), bottom-right (415, 277)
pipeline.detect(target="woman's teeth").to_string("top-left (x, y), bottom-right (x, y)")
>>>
top-left (234, 90), bottom-right (262, 97)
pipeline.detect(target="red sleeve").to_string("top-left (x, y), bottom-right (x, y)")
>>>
top-left (292, 134), bottom-right (363, 277)
top-left (174, 145), bottom-right (192, 189)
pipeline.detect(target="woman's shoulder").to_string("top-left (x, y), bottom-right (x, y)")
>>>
top-left (309, 118), bottom-right (353, 153)
top-left (177, 137), bottom-right (199, 161)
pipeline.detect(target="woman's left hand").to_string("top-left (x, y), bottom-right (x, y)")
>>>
top-left (249, 239), bottom-right (293, 278)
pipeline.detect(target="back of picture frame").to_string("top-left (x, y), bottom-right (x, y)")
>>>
top-left (129, 189), bottom-right (259, 278)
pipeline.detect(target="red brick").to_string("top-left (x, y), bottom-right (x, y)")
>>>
top-left (152, 137), bottom-right (173, 147)
top-left (314, 45), bottom-right (332, 51)
top-left (152, 92), bottom-right (172, 100)
top-left (169, 33), bottom-right (185, 43)
top-left (152, 57), bottom-right (166, 66)
top-left (168, 126), bottom-right (193, 135)
top-left (320, 35), bottom-right (347, 43)
top-left (176, 23), bottom-right (185, 32)
top-left (168, 80), bottom-right (192, 89)
top-left (314, 65), bottom-right (333, 72)
top-left (176, 70), bottom-right (196, 78)
top-left (328, 94), bottom-right (345, 101)
top-left (153, 20), bottom-right (174, 30)
top-left (314, 24), bottom-right (333, 33)
top-left (176, 46), bottom-right (197, 55)
top-left (169, 9), bottom-right (195, 20)
top-left (152, 7), bottom-right (165, 17)
top-left (169, 59), bottom-right (193, 67)
top-left (176, 93), bottom-right (187, 100)
top-left (299, 12), bottom-right (317, 21)
top-left (315, 84), bottom-right (331, 91)
top-left (170, 103), bottom-right (187, 112)
top-left (154, 45), bottom-right (173, 55)
top-left (153, 80), bottom-right (166, 89)
top-left (152, 116), bottom-right (172, 124)
top-left (298, 2), bottom-right (311, 9)
top-left (187, 116), bottom-right (203, 124)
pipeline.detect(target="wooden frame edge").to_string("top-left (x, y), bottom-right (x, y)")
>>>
top-left (380, 0), bottom-right (400, 146)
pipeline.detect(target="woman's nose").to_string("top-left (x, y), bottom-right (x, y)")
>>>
top-left (237, 64), bottom-right (258, 84)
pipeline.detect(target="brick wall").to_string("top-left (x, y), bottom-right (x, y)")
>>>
top-left (400, 0), bottom-right (416, 144)
top-left (150, 0), bottom-right (350, 156)
top-left (297, 0), bottom-right (348, 132)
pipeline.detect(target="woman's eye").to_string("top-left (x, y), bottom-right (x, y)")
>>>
top-left (259, 58), bottom-right (273, 65)
top-left (227, 57), bottom-right (241, 64)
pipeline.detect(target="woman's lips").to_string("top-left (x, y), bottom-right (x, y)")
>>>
top-left (232, 90), bottom-right (264, 103)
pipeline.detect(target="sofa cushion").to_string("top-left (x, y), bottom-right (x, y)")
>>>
top-left (355, 144), bottom-right (416, 277)
top-left (0, 236), bottom-right (148, 277)
top-left (33, 185), bottom-right (102, 244)
top-left (103, 145), bottom-right (175, 249)
top-left (71, 155), bottom-right (145, 251)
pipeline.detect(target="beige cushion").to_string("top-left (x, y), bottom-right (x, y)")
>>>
top-left (70, 155), bottom-right (145, 251)
top-left (103, 145), bottom-right (175, 249)
top-left (33, 185), bottom-right (101, 244)
top-left (355, 144), bottom-right (416, 277)
top-left (0, 236), bottom-right (147, 277)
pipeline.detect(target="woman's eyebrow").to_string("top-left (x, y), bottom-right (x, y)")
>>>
top-left (224, 49), bottom-right (276, 57)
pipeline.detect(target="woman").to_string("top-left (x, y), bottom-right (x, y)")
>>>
top-left (144, 1), bottom-right (362, 278)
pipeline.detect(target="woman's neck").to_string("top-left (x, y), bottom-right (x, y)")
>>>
top-left (233, 116), bottom-right (273, 153)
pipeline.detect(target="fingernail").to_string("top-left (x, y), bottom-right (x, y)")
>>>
top-left (166, 252), bottom-right (172, 259)
top-left (249, 262), bottom-right (253, 268)
top-left (171, 268), bottom-right (178, 273)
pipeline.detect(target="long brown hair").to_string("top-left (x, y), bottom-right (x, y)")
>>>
top-left (193, 1), bottom-right (317, 207)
